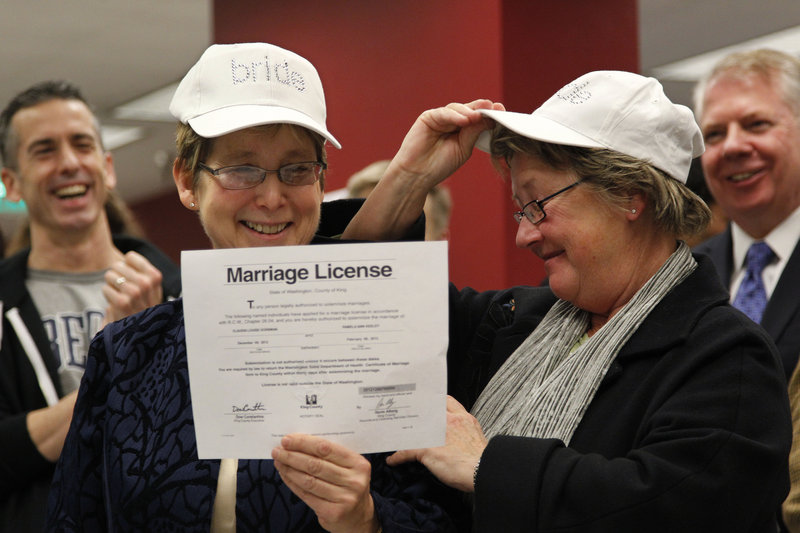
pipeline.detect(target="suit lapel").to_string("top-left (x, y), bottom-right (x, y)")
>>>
top-left (761, 238), bottom-right (800, 340)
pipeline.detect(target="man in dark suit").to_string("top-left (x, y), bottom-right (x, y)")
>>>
top-left (0, 81), bottom-right (181, 532)
top-left (693, 48), bottom-right (800, 382)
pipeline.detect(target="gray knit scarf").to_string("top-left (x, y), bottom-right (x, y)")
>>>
top-left (471, 241), bottom-right (696, 444)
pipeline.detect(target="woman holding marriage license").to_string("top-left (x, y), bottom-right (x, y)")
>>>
top-left (352, 71), bottom-right (792, 532)
top-left (46, 43), bottom-right (459, 533)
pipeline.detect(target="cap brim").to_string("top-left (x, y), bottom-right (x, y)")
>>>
top-left (476, 109), bottom-right (605, 153)
top-left (188, 105), bottom-right (342, 149)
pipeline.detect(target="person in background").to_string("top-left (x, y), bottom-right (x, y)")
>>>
top-left (347, 159), bottom-right (452, 241)
top-left (693, 48), bottom-right (800, 381)
top-left (347, 160), bottom-right (392, 199)
top-left (422, 185), bottom-right (452, 241)
top-left (47, 42), bottom-right (457, 533)
top-left (0, 80), bottom-right (180, 532)
top-left (684, 157), bottom-right (728, 247)
top-left (4, 188), bottom-right (147, 257)
top-left (351, 70), bottom-right (790, 531)
top-left (692, 48), bottom-right (800, 533)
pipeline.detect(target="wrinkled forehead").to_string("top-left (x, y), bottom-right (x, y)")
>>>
top-left (509, 151), bottom-right (576, 198)
top-left (207, 123), bottom-right (316, 156)
top-left (12, 98), bottom-right (101, 148)
top-left (702, 70), bottom-right (791, 118)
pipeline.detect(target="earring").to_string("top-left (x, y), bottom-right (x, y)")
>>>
top-left (190, 202), bottom-right (196, 208)
top-left (630, 208), bottom-right (637, 214)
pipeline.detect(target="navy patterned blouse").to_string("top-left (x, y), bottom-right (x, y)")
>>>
top-left (46, 299), bottom-right (460, 532)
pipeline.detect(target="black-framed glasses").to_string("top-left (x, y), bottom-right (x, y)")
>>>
top-left (512, 180), bottom-right (583, 225)
top-left (197, 161), bottom-right (326, 189)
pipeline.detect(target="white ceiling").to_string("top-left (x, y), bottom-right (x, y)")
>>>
top-left (639, 0), bottom-right (800, 110)
top-left (0, 0), bottom-right (799, 205)
top-left (0, 0), bottom-right (212, 204)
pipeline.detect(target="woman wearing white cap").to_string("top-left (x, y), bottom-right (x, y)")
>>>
top-left (364, 71), bottom-right (790, 531)
top-left (46, 43), bottom-right (456, 533)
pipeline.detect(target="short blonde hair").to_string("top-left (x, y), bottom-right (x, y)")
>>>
top-left (346, 160), bottom-right (390, 198)
top-left (693, 48), bottom-right (800, 120)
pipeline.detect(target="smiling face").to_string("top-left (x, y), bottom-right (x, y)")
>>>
top-left (510, 152), bottom-right (643, 316)
top-left (699, 73), bottom-right (800, 237)
top-left (174, 125), bottom-right (324, 249)
top-left (1, 98), bottom-right (115, 240)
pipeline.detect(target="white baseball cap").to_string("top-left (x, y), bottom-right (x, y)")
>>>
top-left (169, 42), bottom-right (341, 148)
top-left (476, 70), bottom-right (703, 183)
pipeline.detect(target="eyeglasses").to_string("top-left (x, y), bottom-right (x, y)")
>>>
top-left (197, 161), bottom-right (326, 189)
top-left (512, 180), bottom-right (583, 225)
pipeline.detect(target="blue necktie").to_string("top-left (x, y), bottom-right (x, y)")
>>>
top-left (732, 241), bottom-right (775, 323)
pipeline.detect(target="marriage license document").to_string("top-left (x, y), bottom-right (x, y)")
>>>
top-left (182, 241), bottom-right (448, 458)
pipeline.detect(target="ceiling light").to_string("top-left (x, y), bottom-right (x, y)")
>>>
top-left (650, 25), bottom-right (800, 81)
top-left (111, 82), bottom-right (179, 122)
top-left (101, 125), bottom-right (146, 150)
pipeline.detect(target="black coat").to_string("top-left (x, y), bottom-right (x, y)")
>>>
top-left (448, 254), bottom-right (791, 532)
top-left (48, 299), bottom-right (456, 532)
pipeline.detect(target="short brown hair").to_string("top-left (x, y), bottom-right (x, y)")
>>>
top-left (174, 123), bottom-right (328, 190)
top-left (0, 80), bottom-right (101, 169)
top-left (490, 126), bottom-right (711, 239)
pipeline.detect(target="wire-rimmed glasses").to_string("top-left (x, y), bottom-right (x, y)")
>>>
top-left (512, 180), bottom-right (584, 225)
top-left (197, 161), bottom-right (326, 189)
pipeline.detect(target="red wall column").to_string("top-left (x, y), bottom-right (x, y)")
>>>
top-left (212, 0), bottom-right (507, 291)
top-left (500, 0), bottom-right (639, 287)
top-left (134, 0), bottom-right (637, 292)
